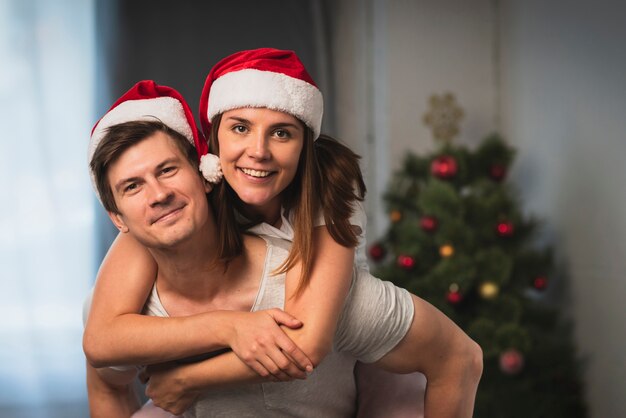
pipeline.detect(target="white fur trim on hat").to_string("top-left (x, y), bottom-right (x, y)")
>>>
top-left (89, 97), bottom-right (194, 163)
top-left (199, 153), bottom-right (223, 184)
top-left (207, 69), bottom-right (323, 138)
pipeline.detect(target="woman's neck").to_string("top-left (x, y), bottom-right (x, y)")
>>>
top-left (254, 201), bottom-right (283, 227)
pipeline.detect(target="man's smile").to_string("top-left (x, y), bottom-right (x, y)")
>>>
top-left (150, 204), bottom-right (186, 225)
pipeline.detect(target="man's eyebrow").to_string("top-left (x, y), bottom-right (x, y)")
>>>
top-left (113, 157), bottom-right (181, 192)
top-left (155, 157), bottom-right (180, 171)
top-left (114, 176), bottom-right (141, 193)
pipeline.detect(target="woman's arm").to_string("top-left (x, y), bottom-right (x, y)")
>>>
top-left (280, 226), bottom-right (356, 366)
top-left (374, 294), bottom-right (483, 418)
top-left (83, 232), bottom-right (311, 375)
top-left (84, 232), bottom-right (226, 366)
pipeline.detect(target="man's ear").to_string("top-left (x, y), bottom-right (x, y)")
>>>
top-left (203, 179), bottom-right (213, 194)
top-left (107, 211), bottom-right (130, 233)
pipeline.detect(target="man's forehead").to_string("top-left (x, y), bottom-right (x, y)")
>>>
top-left (109, 133), bottom-right (185, 179)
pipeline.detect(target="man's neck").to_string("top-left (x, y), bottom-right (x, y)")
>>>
top-left (147, 224), bottom-right (265, 317)
top-left (148, 217), bottom-right (223, 296)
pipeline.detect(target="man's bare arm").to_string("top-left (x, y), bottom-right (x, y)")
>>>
top-left (375, 294), bottom-right (483, 418)
top-left (86, 362), bottom-right (140, 418)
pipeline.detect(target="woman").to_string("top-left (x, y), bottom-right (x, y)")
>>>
top-left (84, 49), bottom-right (482, 417)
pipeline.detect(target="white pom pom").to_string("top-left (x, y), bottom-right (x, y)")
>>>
top-left (199, 153), bottom-right (223, 184)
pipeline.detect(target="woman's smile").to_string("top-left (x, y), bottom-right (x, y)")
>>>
top-left (238, 167), bottom-right (276, 179)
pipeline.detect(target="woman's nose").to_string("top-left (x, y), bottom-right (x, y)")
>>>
top-left (247, 133), bottom-right (271, 160)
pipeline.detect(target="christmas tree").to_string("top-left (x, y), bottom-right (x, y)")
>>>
top-left (369, 94), bottom-right (587, 417)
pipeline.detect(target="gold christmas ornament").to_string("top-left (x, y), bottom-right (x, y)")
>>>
top-left (390, 210), bottom-right (403, 222)
top-left (423, 93), bottom-right (464, 143)
top-left (439, 244), bottom-right (454, 257)
top-left (479, 281), bottom-right (499, 300)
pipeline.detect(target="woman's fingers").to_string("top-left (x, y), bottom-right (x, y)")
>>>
top-left (268, 308), bottom-right (303, 329)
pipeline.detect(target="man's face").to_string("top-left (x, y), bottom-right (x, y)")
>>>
top-left (106, 131), bottom-right (211, 249)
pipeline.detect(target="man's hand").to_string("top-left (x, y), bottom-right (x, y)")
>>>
top-left (227, 309), bottom-right (313, 380)
top-left (142, 363), bottom-right (200, 416)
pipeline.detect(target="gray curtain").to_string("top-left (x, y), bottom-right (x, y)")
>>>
top-left (94, 0), bottom-right (335, 261)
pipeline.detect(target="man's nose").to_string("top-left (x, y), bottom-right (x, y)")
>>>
top-left (147, 181), bottom-right (174, 206)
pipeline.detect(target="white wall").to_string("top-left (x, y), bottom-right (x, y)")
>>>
top-left (333, 0), bottom-right (626, 416)
top-left (332, 0), bottom-right (496, 238)
top-left (500, 1), bottom-right (626, 416)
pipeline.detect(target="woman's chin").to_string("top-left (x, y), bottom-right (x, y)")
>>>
top-left (238, 194), bottom-right (281, 219)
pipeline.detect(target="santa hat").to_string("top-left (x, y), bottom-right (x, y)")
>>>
top-left (89, 80), bottom-right (222, 194)
top-left (199, 48), bottom-right (323, 142)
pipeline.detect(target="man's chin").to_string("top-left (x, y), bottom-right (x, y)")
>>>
top-left (135, 229), bottom-right (194, 251)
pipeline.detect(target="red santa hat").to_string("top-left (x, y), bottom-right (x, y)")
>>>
top-left (199, 48), bottom-right (324, 142)
top-left (89, 80), bottom-right (222, 194)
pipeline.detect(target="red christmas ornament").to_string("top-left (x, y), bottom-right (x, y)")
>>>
top-left (533, 276), bottom-right (548, 291)
top-left (446, 284), bottom-right (463, 305)
top-left (368, 243), bottom-right (386, 262)
top-left (489, 164), bottom-right (507, 181)
top-left (430, 155), bottom-right (458, 179)
top-left (420, 216), bottom-right (438, 232)
top-left (499, 349), bottom-right (525, 375)
top-left (496, 221), bottom-right (515, 237)
top-left (397, 255), bottom-right (416, 270)
top-left (446, 290), bottom-right (463, 305)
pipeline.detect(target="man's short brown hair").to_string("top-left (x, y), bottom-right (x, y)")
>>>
top-left (90, 120), bottom-right (199, 213)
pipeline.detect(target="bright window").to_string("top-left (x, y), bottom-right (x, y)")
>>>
top-left (0, 0), bottom-right (94, 410)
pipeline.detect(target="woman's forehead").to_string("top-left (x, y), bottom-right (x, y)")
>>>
top-left (221, 107), bottom-right (302, 125)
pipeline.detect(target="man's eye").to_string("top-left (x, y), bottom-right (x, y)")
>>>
top-left (124, 183), bottom-right (138, 192)
top-left (161, 166), bottom-right (175, 174)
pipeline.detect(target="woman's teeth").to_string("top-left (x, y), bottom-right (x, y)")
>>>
top-left (241, 168), bottom-right (272, 178)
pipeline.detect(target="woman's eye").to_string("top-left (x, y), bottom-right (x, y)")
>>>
top-left (274, 129), bottom-right (290, 139)
top-left (233, 125), bottom-right (247, 134)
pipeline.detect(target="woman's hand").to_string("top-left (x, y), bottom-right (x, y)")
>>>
top-left (227, 309), bottom-right (313, 380)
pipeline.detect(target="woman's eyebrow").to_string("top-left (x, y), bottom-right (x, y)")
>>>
top-left (270, 122), bottom-right (302, 131)
top-left (224, 115), bottom-right (302, 131)
top-left (224, 116), bottom-right (250, 124)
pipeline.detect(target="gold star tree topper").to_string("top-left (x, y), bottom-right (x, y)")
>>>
top-left (423, 93), bottom-right (464, 143)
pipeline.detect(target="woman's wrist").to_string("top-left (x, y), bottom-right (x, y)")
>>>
top-left (189, 310), bottom-right (234, 351)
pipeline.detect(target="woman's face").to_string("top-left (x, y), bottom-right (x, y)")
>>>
top-left (217, 107), bottom-right (304, 222)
